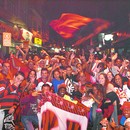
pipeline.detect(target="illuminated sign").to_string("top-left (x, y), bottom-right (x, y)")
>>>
top-left (20, 28), bottom-right (33, 43)
top-left (34, 37), bottom-right (42, 46)
top-left (3, 32), bottom-right (11, 46)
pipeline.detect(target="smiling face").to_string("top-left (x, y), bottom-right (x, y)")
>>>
top-left (28, 70), bottom-right (36, 82)
top-left (41, 69), bottom-right (49, 79)
top-left (42, 85), bottom-right (50, 94)
top-left (13, 73), bottom-right (24, 87)
top-left (76, 63), bottom-right (83, 72)
top-left (53, 70), bottom-right (60, 80)
top-left (114, 74), bottom-right (122, 87)
top-left (58, 87), bottom-right (66, 97)
top-left (123, 108), bottom-right (130, 119)
top-left (66, 66), bottom-right (72, 76)
top-left (107, 72), bottom-right (113, 82)
top-left (98, 74), bottom-right (106, 86)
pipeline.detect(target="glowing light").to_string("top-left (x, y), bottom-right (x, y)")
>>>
top-left (104, 34), bottom-right (113, 41)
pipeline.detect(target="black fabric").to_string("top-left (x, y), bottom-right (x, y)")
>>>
top-left (100, 91), bottom-right (121, 120)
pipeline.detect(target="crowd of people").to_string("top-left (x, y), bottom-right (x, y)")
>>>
top-left (1, 45), bottom-right (130, 130)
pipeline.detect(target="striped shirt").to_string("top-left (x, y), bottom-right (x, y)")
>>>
top-left (0, 84), bottom-right (22, 109)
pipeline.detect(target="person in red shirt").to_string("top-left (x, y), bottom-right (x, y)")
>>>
top-left (0, 71), bottom-right (25, 130)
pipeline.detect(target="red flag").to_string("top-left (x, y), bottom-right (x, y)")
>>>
top-left (50, 13), bottom-right (93, 39)
top-left (10, 56), bottom-right (29, 78)
top-left (50, 13), bottom-right (110, 46)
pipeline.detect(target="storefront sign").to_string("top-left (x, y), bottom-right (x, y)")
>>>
top-left (3, 32), bottom-right (11, 46)
top-left (34, 37), bottom-right (42, 46)
top-left (20, 28), bottom-right (33, 43)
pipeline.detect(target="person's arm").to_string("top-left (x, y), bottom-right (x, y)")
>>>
top-left (16, 45), bottom-right (26, 59)
top-left (8, 104), bottom-right (18, 114)
top-left (0, 80), bottom-right (7, 98)
top-left (48, 63), bottom-right (59, 82)
top-left (41, 49), bottom-right (49, 56)
top-left (68, 52), bottom-right (75, 66)
top-left (89, 93), bottom-right (100, 104)
top-left (10, 55), bottom-right (20, 71)
top-left (119, 60), bottom-right (128, 76)
top-left (100, 118), bottom-right (119, 130)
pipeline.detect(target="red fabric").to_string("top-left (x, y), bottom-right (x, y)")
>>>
top-left (0, 94), bottom-right (19, 109)
top-left (50, 13), bottom-right (110, 42)
top-left (10, 56), bottom-right (29, 78)
top-left (103, 104), bottom-right (114, 119)
top-left (50, 13), bottom-right (92, 39)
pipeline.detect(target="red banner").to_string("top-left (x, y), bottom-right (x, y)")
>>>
top-left (38, 92), bottom-right (89, 130)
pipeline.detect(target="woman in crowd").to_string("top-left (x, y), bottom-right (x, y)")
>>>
top-left (52, 69), bottom-right (65, 93)
top-left (107, 71), bottom-right (114, 83)
top-left (97, 73), bottom-right (109, 98)
top-left (114, 74), bottom-right (127, 105)
top-left (100, 83), bottom-right (121, 126)
top-left (21, 70), bottom-right (38, 96)
top-left (89, 84), bottom-right (103, 130)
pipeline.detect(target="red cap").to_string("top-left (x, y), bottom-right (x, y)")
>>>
top-left (121, 102), bottom-right (130, 110)
top-left (58, 83), bottom-right (66, 90)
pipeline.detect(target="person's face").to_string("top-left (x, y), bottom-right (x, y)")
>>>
top-left (71, 59), bottom-right (75, 66)
top-left (126, 71), bottom-right (130, 80)
top-left (115, 59), bottom-right (122, 67)
top-left (28, 56), bottom-right (32, 61)
top-left (107, 61), bottom-right (112, 68)
top-left (45, 55), bottom-right (50, 60)
top-left (39, 60), bottom-right (45, 68)
top-left (115, 75), bottom-right (122, 86)
top-left (61, 59), bottom-right (66, 66)
top-left (58, 88), bottom-right (66, 97)
top-left (13, 74), bottom-right (24, 87)
top-left (42, 86), bottom-right (50, 94)
top-left (41, 70), bottom-right (48, 79)
top-left (54, 71), bottom-right (60, 79)
top-left (76, 63), bottom-right (82, 72)
top-left (107, 72), bottom-right (113, 82)
top-left (2, 63), bottom-right (10, 75)
top-left (28, 62), bottom-right (34, 69)
top-left (93, 86), bottom-right (98, 94)
top-left (66, 67), bottom-right (72, 76)
top-left (123, 108), bottom-right (130, 118)
top-left (98, 64), bottom-right (104, 72)
top-left (88, 54), bottom-right (94, 62)
top-left (125, 122), bottom-right (130, 130)
top-left (29, 71), bottom-right (36, 79)
top-left (33, 55), bottom-right (39, 62)
top-left (98, 74), bottom-right (106, 86)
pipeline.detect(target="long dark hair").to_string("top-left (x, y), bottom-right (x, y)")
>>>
top-left (27, 70), bottom-right (38, 85)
